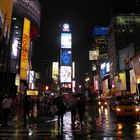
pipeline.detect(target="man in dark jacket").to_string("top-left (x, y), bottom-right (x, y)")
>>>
top-left (56, 96), bottom-right (66, 129)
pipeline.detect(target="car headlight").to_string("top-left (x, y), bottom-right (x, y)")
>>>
top-left (135, 108), bottom-right (139, 112)
top-left (116, 107), bottom-right (121, 112)
top-left (105, 102), bottom-right (107, 105)
top-left (98, 102), bottom-right (101, 105)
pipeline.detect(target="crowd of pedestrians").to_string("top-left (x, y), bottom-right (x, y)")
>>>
top-left (0, 93), bottom-right (86, 129)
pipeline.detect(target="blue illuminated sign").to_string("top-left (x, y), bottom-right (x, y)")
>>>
top-left (100, 62), bottom-right (110, 78)
top-left (60, 50), bottom-right (72, 66)
top-left (94, 26), bottom-right (108, 36)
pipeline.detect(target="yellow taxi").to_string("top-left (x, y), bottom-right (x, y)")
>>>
top-left (98, 98), bottom-right (108, 108)
top-left (114, 99), bottom-right (140, 118)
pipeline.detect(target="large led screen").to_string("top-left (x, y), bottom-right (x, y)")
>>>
top-left (60, 66), bottom-right (72, 83)
top-left (60, 50), bottom-right (72, 65)
top-left (61, 33), bottom-right (72, 48)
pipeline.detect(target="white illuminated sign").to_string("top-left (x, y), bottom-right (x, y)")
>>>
top-left (60, 66), bottom-right (72, 83)
top-left (63, 23), bottom-right (70, 32)
top-left (61, 33), bottom-right (72, 48)
top-left (12, 39), bottom-right (18, 57)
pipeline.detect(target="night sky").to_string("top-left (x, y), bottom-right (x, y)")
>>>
top-left (33, 0), bottom-right (137, 85)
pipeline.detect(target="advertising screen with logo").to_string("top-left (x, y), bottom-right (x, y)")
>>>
top-left (100, 62), bottom-right (110, 78)
top-left (60, 50), bottom-right (72, 65)
top-left (60, 66), bottom-right (72, 83)
top-left (61, 33), bottom-right (72, 48)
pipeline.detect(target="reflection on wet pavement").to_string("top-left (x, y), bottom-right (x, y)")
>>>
top-left (1, 103), bottom-right (140, 139)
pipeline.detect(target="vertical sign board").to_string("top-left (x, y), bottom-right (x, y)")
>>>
top-left (0, 0), bottom-right (13, 39)
top-left (20, 18), bottom-right (30, 80)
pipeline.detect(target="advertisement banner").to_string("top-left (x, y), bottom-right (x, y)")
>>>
top-left (60, 66), bottom-right (72, 83)
top-left (129, 69), bottom-right (136, 94)
top-left (52, 62), bottom-right (59, 79)
top-left (103, 79), bottom-right (108, 95)
top-left (20, 18), bottom-right (30, 80)
top-left (0, 0), bottom-right (13, 39)
top-left (115, 72), bottom-right (126, 91)
top-left (89, 50), bottom-right (99, 60)
top-left (61, 33), bottom-right (72, 48)
top-left (60, 49), bottom-right (72, 65)
top-left (132, 58), bottom-right (140, 83)
top-left (119, 46), bottom-right (134, 70)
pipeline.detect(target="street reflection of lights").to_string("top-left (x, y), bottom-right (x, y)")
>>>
top-left (28, 128), bottom-right (33, 136)
top-left (103, 137), bottom-right (114, 140)
top-left (117, 123), bottom-right (123, 130)
top-left (117, 130), bottom-right (123, 136)
top-left (136, 123), bottom-right (140, 130)
top-left (87, 134), bottom-right (91, 140)
top-left (104, 108), bottom-right (108, 116)
top-left (98, 108), bottom-right (102, 116)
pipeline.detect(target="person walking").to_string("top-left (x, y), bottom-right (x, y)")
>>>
top-left (69, 95), bottom-right (77, 128)
top-left (77, 95), bottom-right (86, 126)
top-left (1, 95), bottom-right (12, 126)
top-left (55, 96), bottom-right (66, 129)
top-left (23, 95), bottom-right (31, 124)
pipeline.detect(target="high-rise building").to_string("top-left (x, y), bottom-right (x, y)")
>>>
top-left (110, 0), bottom-right (140, 16)
top-left (108, 14), bottom-right (140, 92)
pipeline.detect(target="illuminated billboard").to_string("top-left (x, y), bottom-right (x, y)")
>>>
top-left (114, 72), bottom-right (126, 91)
top-left (103, 79), bottom-right (109, 95)
top-left (100, 62), bottom-right (110, 78)
top-left (20, 18), bottom-right (30, 80)
top-left (132, 58), bottom-right (140, 83)
top-left (60, 66), bottom-right (72, 83)
top-left (52, 62), bottom-right (59, 79)
top-left (129, 69), bottom-right (136, 94)
top-left (119, 46), bottom-right (134, 70)
top-left (60, 50), bottom-right (72, 65)
top-left (72, 62), bottom-right (75, 79)
top-left (27, 90), bottom-right (38, 96)
top-left (61, 33), bottom-right (72, 48)
top-left (0, 0), bottom-right (13, 39)
top-left (62, 23), bottom-right (70, 32)
top-left (89, 50), bottom-right (99, 60)
top-left (94, 26), bottom-right (108, 36)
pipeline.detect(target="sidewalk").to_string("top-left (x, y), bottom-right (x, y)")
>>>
top-left (0, 104), bottom-right (96, 134)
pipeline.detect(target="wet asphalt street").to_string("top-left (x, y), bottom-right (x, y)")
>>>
top-left (1, 103), bottom-right (140, 140)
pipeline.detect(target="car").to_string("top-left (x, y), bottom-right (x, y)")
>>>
top-left (98, 98), bottom-right (108, 108)
top-left (114, 99), bottom-right (140, 119)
